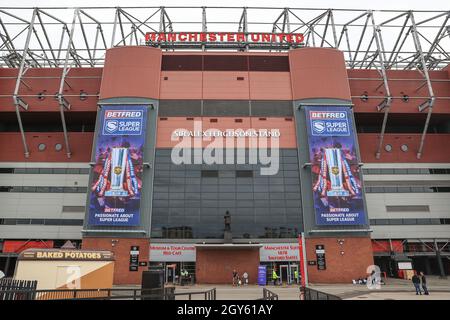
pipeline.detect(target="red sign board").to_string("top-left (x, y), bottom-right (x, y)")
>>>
top-left (372, 240), bottom-right (404, 253)
top-left (3, 240), bottom-right (54, 253)
top-left (145, 32), bottom-right (304, 44)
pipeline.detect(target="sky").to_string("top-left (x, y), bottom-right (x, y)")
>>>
top-left (0, 0), bottom-right (448, 69)
top-left (0, 0), bottom-right (448, 10)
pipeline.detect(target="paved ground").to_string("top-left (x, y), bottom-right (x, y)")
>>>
top-left (174, 284), bottom-right (300, 300)
top-left (115, 276), bottom-right (450, 300)
top-left (309, 276), bottom-right (450, 300)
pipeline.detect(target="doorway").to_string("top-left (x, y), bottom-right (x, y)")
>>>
top-left (279, 264), bottom-right (299, 284)
top-left (165, 264), bottom-right (176, 284)
top-left (279, 265), bottom-right (289, 284)
top-left (290, 264), bottom-right (299, 284)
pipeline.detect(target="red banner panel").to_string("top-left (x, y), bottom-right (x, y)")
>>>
top-left (372, 240), bottom-right (404, 253)
top-left (3, 240), bottom-right (54, 253)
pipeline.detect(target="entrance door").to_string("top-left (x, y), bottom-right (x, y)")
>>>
top-left (290, 264), bottom-right (299, 284)
top-left (279, 264), bottom-right (289, 285)
top-left (165, 264), bottom-right (176, 284)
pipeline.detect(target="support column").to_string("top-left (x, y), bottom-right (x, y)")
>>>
top-left (434, 239), bottom-right (447, 278)
top-left (4, 255), bottom-right (11, 277)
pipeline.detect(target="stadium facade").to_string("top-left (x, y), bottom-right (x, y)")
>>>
top-left (0, 7), bottom-right (449, 285)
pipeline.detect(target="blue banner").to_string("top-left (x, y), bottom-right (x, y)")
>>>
top-left (305, 106), bottom-right (366, 225)
top-left (88, 105), bottom-right (147, 226)
top-left (257, 265), bottom-right (267, 286)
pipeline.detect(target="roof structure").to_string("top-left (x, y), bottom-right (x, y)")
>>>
top-left (0, 7), bottom-right (448, 70)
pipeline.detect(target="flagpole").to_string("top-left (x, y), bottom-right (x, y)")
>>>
top-left (298, 232), bottom-right (308, 287)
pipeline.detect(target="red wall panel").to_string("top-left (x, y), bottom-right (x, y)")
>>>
top-left (358, 133), bottom-right (450, 163)
top-left (3, 240), bottom-right (54, 253)
top-left (196, 248), bottom-right (260, 284)
top-left (0, 132), bottom-right (93, 162)
top-left (372, 240), bottom-right (404, 253)
top-left (306, 237), bottom-right (374, 283)
top-left (349, 69), bottom-right (450, 114)
top-left (99, 46), bottom-right (162, 100)
top-left (0, 68), bottom-right (101, 112)
top-left (202, 71), bottom-right (250, 100)
top-left (160, 71), bottom-right (203, 99)
top-left (289, 47), bottom-right (351, 101)
top-left (249, 71), bottom-right (292, 100)
top-left (156, 117), bottom-right (297, 148)
top-left (82, 237), bottom-right (149, 285)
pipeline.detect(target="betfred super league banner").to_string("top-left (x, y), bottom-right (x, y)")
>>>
top-left (305, 106), bottom-right (366, 225)
top-left (88, 105), bottom-right (147, 226)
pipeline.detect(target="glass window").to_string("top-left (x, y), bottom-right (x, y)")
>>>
top-left (36, 186), bottom-right (50, 193)
top-left (403, 219), bottom-right (417, 225)
top-left (236, 170), bottom-right (253, 178)
top-left (22, 186), bottom-right (36, 192)
top-left (44, 219), bottom-right (60, 225)
top-left (30, 219), bottom-right (45, 225)
top-left (370, 187), bottom-right (384, 193)
top-left (16, 219), bottom-right (31, 225)
top-left (397, 187), bottom-right (411, 193)
top-left (201, 170), bottom-right (219, 178)
top-left (417, 219), bottom-right (431, 225)
top-left (51, 187), bottom-right (64, 193)
top-left (430, 219), bottom-right (441, 224)
top-left (389, 219), bottom-right (403, 225)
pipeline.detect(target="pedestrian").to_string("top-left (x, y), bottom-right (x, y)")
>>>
top-left (242, 271), bottom-right (249, 285)
top-left (232, 269), bottom-right (238, 286)
top-left (272, 268), bottom-right (279, 285)
top-left (294, 270), bottom-right (299, 284)
top-left (420, 271), bottom-right (429, 295)
top-left (412, 272), bottom-right (422, 295)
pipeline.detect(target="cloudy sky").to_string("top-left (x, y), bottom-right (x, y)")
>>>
top-left (0, 0), bottom-right (448, 10)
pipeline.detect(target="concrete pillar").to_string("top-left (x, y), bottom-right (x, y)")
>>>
top-left (434, 239), bottom-right (447, 278)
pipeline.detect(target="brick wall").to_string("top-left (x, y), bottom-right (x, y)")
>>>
top-left (82, 237), bottom-right (149, 285)
top-left (196, 248), bottom-right (260, 284)
top-left (305, 236), bottom-right (374, 283)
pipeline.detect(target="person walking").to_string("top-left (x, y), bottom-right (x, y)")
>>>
top-left (294, 270), bottom-right (299, 285)
top-left (420, 271), bottom-right (429, 295)
top-left (412, 272), bottom-right (422, 295)
top-left (272, 268), bottom-right (279, 286)
top-left (232, 269), bottom-right (238, 286)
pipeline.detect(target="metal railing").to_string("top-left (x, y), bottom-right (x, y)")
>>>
top-left (259, 288), bottom-right (279, 300)
top-left (0, 278), bottom-right (38, 301)
top-left (0, 287), bottom-right (217, 301)
top-left (300, 286), bottom-right (341, 300)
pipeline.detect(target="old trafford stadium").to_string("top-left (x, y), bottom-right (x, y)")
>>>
top-left (0, 6), bottom-right (449, 300)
